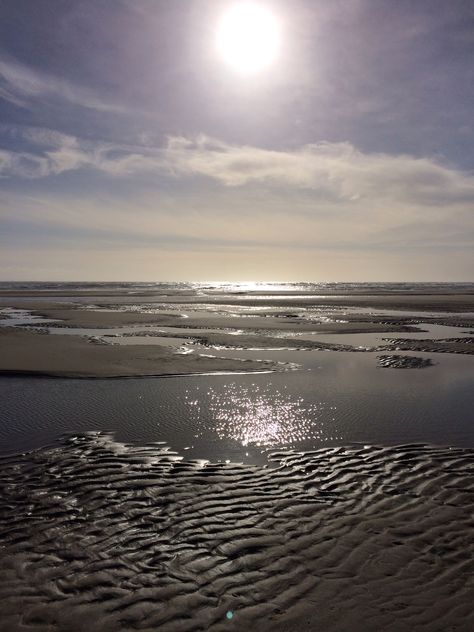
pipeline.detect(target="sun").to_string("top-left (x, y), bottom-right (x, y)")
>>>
top-left (216, 3), bottom-right (281, 74)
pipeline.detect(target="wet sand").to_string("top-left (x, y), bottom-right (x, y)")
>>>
top-left (0, 434), bottom-right (472, 631)
top-left (1, 289), bottom-right (473, 377)
top-left (192, 293), bottom-right (474, 312)
top-left (0, 302), bottom-right (427, 332)
top-left (0, 328), bottom-right (275, 378)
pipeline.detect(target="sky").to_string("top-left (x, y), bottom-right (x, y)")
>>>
top-left (0, 0), bottom-right (473, 281)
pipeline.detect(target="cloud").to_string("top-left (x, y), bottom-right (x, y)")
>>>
top-left (162, 136), bottom-right (474, 206)
top-left (1, 128), bottom-right (474, 214)
top-left (0, 129), bottom-right (91, 177)
top-left (0, 58), bottom-right (127, 113)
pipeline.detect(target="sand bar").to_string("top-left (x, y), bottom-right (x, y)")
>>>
top-left (0, 328), bottom-right (275, 378)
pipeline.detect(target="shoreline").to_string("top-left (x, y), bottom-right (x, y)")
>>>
top-left (0, 367), bottom-right (276, 380)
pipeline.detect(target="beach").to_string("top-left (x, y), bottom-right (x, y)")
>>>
top-left (0, 282), bottom-right (473, 631)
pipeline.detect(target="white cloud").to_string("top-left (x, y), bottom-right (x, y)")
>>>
top-left (2, 129), bottom-right (474, 211)
top-left (162, 136), bottom-right (474, 206)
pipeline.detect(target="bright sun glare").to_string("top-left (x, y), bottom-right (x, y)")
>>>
top-left (216, 3), bottom-right (281, 74)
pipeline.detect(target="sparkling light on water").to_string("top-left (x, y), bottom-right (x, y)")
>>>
top-left (185, 384), bottom-right (338, 447)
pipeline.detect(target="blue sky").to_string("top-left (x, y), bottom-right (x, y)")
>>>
top-left (0, 0), bottom-right (473, 280)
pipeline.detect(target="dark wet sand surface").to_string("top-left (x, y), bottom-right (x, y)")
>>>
top-left (0, 434), bottom-right (472, 632)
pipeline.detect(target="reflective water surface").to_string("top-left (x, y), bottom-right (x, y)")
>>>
top-left (1, 348), bottom-right (473, 464)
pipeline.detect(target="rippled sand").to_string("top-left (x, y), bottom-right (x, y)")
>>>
top-left (0, 434), bottom-right (472, 631)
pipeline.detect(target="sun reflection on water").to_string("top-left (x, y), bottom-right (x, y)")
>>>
top-left (185, 384), bottom-right (339, 447)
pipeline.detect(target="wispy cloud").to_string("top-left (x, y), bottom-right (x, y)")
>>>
top-left (162, 136), bottom-right (474, 206)
top-left (0, 129), bottom-right (93, 177)
top-left (0, 58), bottom-right (127, 113)
top-left (1, 129), bottom-right (474, 212)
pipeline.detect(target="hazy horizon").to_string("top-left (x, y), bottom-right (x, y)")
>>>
top-left (1, 278), bottom-right (472, 285)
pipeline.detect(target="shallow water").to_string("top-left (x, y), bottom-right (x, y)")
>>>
top-left (339, 306), bottom-right (474, 318)
top-left (47, 324), bottom-right (246, 341)
top-left (1, 348), bottom-right (472, 463)
top-left (0, 307), bottom-right (58, 326)
top-left (296, 322), bottom-right (473, 347)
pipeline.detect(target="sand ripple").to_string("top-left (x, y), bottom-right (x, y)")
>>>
top-left (0, 435), bottom-right (473, 631)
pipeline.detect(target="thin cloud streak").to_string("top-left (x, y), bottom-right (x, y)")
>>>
top-left (0, 58), bottom-right (128, 113)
